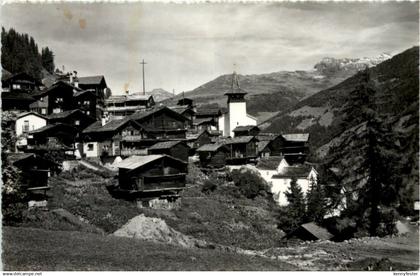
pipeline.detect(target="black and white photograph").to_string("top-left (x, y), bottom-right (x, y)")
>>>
top-left (1, 0), bottom-right (419, 272)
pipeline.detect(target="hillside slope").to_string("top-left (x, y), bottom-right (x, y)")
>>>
top-left (263, 47), bottom-right (419, 207)
top-left (162, 54), bottom-right (391, 121)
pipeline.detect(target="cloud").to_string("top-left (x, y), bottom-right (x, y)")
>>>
top-left (1, 2), bottom-right (418, 94)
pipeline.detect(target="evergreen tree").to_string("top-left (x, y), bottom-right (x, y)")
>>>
top-left (306, 175), bottom-right (327, 223)
top-left (1, 28), bottom-right (54, 79)
top-left (326, 69), bottom-right (403, 237)
top-left (284, 177), bottom-right (306, 228)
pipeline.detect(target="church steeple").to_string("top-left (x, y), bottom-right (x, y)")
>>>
top-left (225, 71), bottom-right (246, 103)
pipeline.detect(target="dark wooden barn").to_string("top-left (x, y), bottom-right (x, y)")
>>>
top-left (27, 123), bottom-right (79, 151)
top-left (232, 125), bottom-right (260, 137)
top-left (73, 90), bottom-right (97, 118)
top-left (1, 72), bottom-right (41, 93)
top-left (186, 129), bottom-right (213, 151)
top-left (148, 141), bottom-right (190, 162)
top-left (224, 136), bottom-right (259, 165)
top-left (177, 97), bottom-right (194, 107)
top-left (77, 75), bottom-right (108, 119)
top-left (7, 153), bottom-right (59, 199)
top-left (114, 154), bottom-right (187, 199)
top-left (31, 81), bottom-right (77, 115)
top-left (48, 109), bottom-right (96, 131)
top-left (2, 91), bottom-right (36, 111)
top-left (130, 106), bottom-right (188, 139)
top-left (196, 143), bottom-right (229, 168)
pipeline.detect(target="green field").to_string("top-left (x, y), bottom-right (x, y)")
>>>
top-left (2, 227), bottom-right (297, 271)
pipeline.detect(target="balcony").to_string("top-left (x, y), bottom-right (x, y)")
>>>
top-left (120, 149), bottom-right (148, 156)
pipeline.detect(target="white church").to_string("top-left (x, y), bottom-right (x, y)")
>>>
top-left (218, 72), bottom-right (257, 137)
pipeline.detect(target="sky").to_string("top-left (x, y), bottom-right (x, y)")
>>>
top-left (1, 1), bottom-right (419, 95)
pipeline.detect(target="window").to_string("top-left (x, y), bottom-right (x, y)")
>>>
top-left (75, 120), bottom-right (80, 126)
top-left (23, 120), bottom-right (30, 133)
top-left (55, 97), bottom-right (63, 103)
top-left (52, 108), bottom-right (62, 114)
top-left (83, 101), bottom-right (90, 105)
top-left (41, 108), bottom-right (47, 115)
top-left (87, 143), bottom-right (94, 151)
top-left (86, 111), bottom-right (90, 115)
top-left (12, 84), bottom-right (21, 89)
top-left (40, 97), bottom-right (44, 102)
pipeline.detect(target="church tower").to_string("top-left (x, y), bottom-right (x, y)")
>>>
top-left (221, 71), bottom-right (256, 137)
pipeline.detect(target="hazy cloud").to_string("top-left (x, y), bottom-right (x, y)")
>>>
top-left (1, 2), bottom-right (418, 94)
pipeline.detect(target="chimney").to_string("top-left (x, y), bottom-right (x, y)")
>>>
top-left (101, 116), bottom-right (107, 126)
top-left (69, 72), bottom-right (73, 84)
top-left (73, 71), bottom-right (79, 88)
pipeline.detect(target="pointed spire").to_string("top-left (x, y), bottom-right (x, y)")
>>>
top-left (231, 71), bottom-right (240, 91)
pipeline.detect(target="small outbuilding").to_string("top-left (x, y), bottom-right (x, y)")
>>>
top-left (232, 125), bottom-right (260, 137)
top-left (148, 140), bottom-right (190, 162)
top-left (286, 222), bottom-right (334, 241)
top-left (196, 143), bottom-right (229, 168)
top-left (114, 154), bottom-right (187, 199)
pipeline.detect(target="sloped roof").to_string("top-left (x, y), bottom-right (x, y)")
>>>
top-left (233, 125), bottom-right (260, 132)
top-left (48, 109), bottom-right (80, 120)
top-left (106, 94), bottom-right (152, 104)
top-left (196, 143), bottom-right (226, 152)
top-left (115, 155), bottom-right (164, 170)
top-left (256, 156), bottom-right (284, 170)
top-left (28, 123), bottom-right (77, 134)
top-left (300, 222), bottom-right (334, 240)
top-left (148, 140), bottom-right (184, 150)
top-left (224, 136), bottom-right (257, 144)
top-left (7, 153), bottom-right (35, 165)
top-left (130, 106), bottom-right (188, 122)
top-left (256, 133), bottom-right (280, 141)
top-left (74, 90), bottom-right (95, 98)
top-left (186, 129), bottom-right (209, 140)
top-left (78, 75), bottom-right (105, 85)
top-left (282, 133), bottom-right (310, 142)
top-left (193, 118), bottom-right (214, 125)
top-left (196, 107), bottom-right (221, 116)
top-left (17, 111), bottom-right (47, 120)
top-left (169, 106), bottom-right (194, 115)
top-left (257, 140), bottom-right (271, 153)
top-left (273, 165), bottom-right (314, 179)
top-left (1, 91), bottom-right (35, 101)
top-left (34, 81), bottom-right (79, 97)
top-left (82, 118), bottom-right (137, 134)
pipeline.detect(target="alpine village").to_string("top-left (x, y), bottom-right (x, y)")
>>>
top-left (1, 27), bottom-right (419, 271)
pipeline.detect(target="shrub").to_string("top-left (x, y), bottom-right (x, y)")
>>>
top-left (202, 180), bottom-right (217, 194)
top-left (229, 168), bottom-right (271, 199)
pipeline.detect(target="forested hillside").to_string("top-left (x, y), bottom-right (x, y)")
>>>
top-left (1, 27), bottom-right (55, 80)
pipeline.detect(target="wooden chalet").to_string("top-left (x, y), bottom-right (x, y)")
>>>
top-left (224, 136), bottom-right (259, 165)
top-left (30, 81), bottom-right (78, 115)
top-left (73, 90), bottom-right (97, 117)
top-left (186, 129), bottom-right (213, 151)
top-left (112, 155), bottom-right (187, 200)
top-left (232, 125), bottom-right (260, 137)
top-left (1, 72), bottom-right (41, 93)
top-left (27, 123), bottom-right (79, 155)
top-left (148, 141), bottom-right (190, 162)
top-left (105, 94), bottom-right (155, 119)
top-left (77, 75), bottom-right (108, 119)
top-left (196, 143), bottom-right (229, 168)
top-left (255, 133), bottom-right (309, 163)
top-left (81, 118), bottom-right (148, 158)
top-left (169, 106), bottom-right (196, 128)
top-left (129, 106), bottom-right (189, 139)
top-left (177, 97), bottom-right (194, 107)
top-left (48, 109), bottom-right (96, 131)
top-left (2, 91), bottom-right (36, 111)
top-left (7, 153), bottom-right (59, 200)
top-left (195, 106), bottom-right (223, 130)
